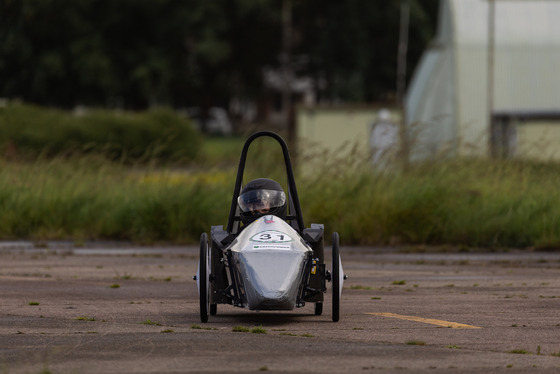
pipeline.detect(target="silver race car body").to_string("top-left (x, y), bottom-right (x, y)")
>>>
top-left (229, 215), bottom-right (313, 310)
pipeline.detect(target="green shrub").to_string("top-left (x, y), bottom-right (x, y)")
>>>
top-left (0, 102), bottom-right (201, 164)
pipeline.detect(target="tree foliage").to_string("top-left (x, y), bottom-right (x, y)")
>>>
top-left (0, 0), bottom-right (438, 109)
top-left (293, 0), bottom-right (438, 102)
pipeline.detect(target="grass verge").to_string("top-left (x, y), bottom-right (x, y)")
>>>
top-left (1, 141), bottom-right (560, 248)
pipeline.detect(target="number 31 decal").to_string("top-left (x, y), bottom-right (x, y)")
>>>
top-left (251, 230), bottom-right (293, 243)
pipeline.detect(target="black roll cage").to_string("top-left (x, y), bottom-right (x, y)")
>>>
top-left (225, 131), bottom-right (305, 235)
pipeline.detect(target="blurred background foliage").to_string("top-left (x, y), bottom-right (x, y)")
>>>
top-left (0, 0), bottom-right (438, 110)
top-left (0, 102), bottom-right (201, 163)
top-left (6, 0), bottom-right (555, 250)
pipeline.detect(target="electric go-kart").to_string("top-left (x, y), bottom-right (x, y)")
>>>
top-left (195, 131), bottom-right (344, 322)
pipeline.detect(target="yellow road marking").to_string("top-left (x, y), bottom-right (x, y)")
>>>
top-left (367, 312), bottom-right (481, 329)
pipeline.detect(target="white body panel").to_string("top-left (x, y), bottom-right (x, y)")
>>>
top-left (229, 215), bottom-right (313, 310)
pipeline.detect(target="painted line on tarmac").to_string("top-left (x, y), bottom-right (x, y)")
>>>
top-left (367, 312), bottom-right (481, 329)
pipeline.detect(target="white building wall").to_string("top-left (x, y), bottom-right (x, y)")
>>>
top-left (454, 45), bottom-right (489, 156)
top-left (406, 0), bottom-right (560, 160)
top-left (495, 46), bottom-right (560, 111)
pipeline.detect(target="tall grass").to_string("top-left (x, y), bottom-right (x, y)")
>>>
top-left (1, 135), bottom-right (559, 248)
top-left (300, 157), bottom-right (560, 248)
top-left (0, 156), bottom-right (232, 243)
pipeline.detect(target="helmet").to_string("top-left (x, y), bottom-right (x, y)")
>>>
top-left (237, 178), bottom-right (287, 225)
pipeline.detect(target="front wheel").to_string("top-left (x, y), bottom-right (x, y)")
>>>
top-left (331, 232), bottom-right (340, 322)
top-left (199, 233), bottom-right (210, 323)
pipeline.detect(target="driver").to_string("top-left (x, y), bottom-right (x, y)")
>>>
top-left (237, 178), bottom-right (287, 225)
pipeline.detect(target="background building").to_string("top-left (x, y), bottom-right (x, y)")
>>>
top-left (405, 0), bottom-right (560, 161)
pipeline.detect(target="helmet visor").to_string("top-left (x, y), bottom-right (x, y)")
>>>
top-left (237, 189), bottom-right (286, 214)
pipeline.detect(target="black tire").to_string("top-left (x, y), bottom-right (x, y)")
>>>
top-left (314, 302), bottom-right (323, 316)
top-left (331, 232), bottom-right (340, 322)
top-left (199, 233), bottom-right (210, 323)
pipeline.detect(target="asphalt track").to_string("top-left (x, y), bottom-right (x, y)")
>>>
top-left (1, 242), bottom-right (560, 373)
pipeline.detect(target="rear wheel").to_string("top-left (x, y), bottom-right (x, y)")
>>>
top-left (199, 233), bottom-right (210, 323)
top-left (331, 232), bottom-right (340, 322)
top-left (314, 302), bottom-right (323, 315)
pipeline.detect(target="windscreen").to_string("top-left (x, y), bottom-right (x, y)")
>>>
top-left (237, 189), bottom-right (286, 214)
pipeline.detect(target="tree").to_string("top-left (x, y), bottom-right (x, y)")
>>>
top-left (0, 0), bottom-right (438, 109)
top-left (291, 0), bottom-right (438, 103)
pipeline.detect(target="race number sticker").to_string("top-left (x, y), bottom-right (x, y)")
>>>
top-left (250, 230), bottom-right (293, 243)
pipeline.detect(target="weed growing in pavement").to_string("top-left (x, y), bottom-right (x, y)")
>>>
top-left (28, 301), bottom-right (40, 305)
top-left (109, 284), bottom-right (120, 288)
top-left (251, 326), bottom-right (267, 334)
top-left (231, 325), bottom-right (267, 333)
top-left (76, 316), bottom-right (96, 321)
top-left (509, 349), bottom-right (530, 354)
top-left (190, 324), bottom-right (217, 330)
top-left (350, 285), bottom-right (372, 290)
top-left (447, 345), bottom-right (460, 349)
top-left (115, 272), bottom-right (133, 280)
top-left (140, 319), bottom-right (161, 326)
top-left (161, 329), bottom-right (174, 333)
top-left (392, 280), bottom-right (406, 285)
top-left (279, 332), bottom-right (314, 337)
top-left (38, 366), bottom-right (53, 374)
top-left (149, 276), bottom-right (173, 282)
top-left (406, 340), bottom-right (426, 346)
